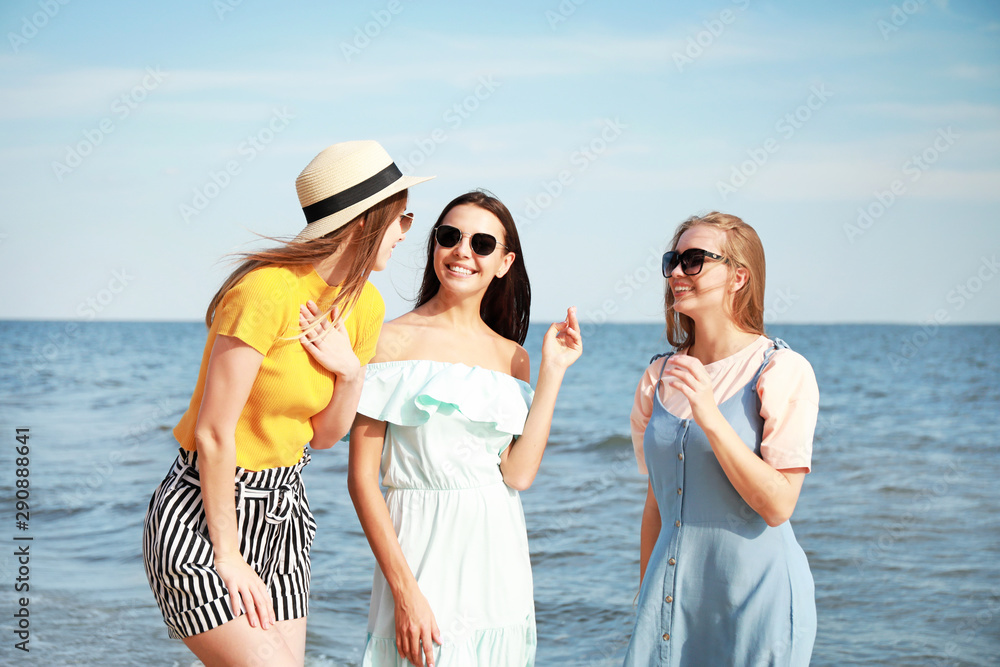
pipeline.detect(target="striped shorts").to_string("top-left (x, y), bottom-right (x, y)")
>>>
top-left (142, 448), bottom-right (317, 639)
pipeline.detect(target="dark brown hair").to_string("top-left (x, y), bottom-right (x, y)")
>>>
top-left (664, 212), bottom-right (766, 350)
top-left (205, 189), bottom-right (408, 328)
top-left (416, 191), bottom-right (531, 345)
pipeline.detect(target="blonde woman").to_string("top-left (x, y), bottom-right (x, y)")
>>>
top-left (625, 213), bottom-right (818, 666)
top-left (143, 141), bottom-right (431, 666)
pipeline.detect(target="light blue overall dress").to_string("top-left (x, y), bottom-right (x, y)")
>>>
top-left (624, 339), bottom-right (816, 666)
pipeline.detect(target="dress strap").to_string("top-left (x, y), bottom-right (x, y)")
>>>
top-left (651, 351), bottom-right (676, 393)
top-left (751, 337), bottom-right (790, 392)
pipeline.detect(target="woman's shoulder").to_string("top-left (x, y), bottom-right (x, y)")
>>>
top-left (638, 348), bottom-right (679, 378)
top-left (371, 316), bottom-right (418, 363)
top-left (230, 264), bottom-right (316, 301)
top-left (765, 343), bottom-right (816, 377)
top-left (760, 341), bottom-right (819, 401)
top-left (504, 337), bottom-right (530, 383)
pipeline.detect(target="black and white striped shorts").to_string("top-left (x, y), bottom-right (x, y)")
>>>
top-left (142, 448), bottom-right (317, 639)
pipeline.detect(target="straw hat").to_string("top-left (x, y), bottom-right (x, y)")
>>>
top-left (294, 140), bottom-right (433, 241)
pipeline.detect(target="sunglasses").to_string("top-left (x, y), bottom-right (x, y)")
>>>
top-left (434, 224), bottom-right (508, 256)
top-left (662, 248), bottom-right (729, 277)
top-left (399, 211), bottom-right (414, 233)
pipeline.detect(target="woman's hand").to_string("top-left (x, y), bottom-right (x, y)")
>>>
top-left (394, 583), bottom-right (441, 667)
top-left (214, 552), bottom-right (276, 630)
top-left (665, 354), bottom-right (723, 429)
top-left (540, 306), bottom-right (583, 370)
top-left (299, 300), bottom-right (362, 380)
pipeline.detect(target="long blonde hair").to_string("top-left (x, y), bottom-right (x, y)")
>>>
top-left (664, 212), bottom-right (766, 350)
top-left (205, 189), bottom-right (407, 329)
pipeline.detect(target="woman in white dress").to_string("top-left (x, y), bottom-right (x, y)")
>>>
top-left (348, 191), bottom-right (582, 666)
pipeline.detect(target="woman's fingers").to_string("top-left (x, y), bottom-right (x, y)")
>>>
top-left (566, 305), bottom-right (580, 332)
top-left (422, 627), bottom-right (436, 667)
top-left (240, 585), bottom-right (261, 629)
top-left (396, 635), bottom-right (408, 664)
top-left (398, 624), bottom-right (420, 666)
top-left (256, 580), bottom-right (275, 629)
top-left (410, 627), bottom-right (423, 665)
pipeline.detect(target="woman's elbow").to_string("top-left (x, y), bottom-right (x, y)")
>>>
top-left (310, 435), bottom-right (341, 450)
top-left (502, 472), bottom-right (535, 492)
top-left (347, 467), bottom-right (377, 505)
top-left (761, 502), bottom-right (795, 527)
top-left (193, 427), bottom-right (227, 455)
top-left (311, 421), bottom-right (351, 450)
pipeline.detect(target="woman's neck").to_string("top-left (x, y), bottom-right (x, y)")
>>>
top-left (312, 248), bottom-right (351, 287)
top-left (418, 289), bottom-right (487, 332)
top-left (686, 313), bottom-right (760, 365)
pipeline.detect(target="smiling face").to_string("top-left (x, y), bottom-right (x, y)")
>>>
top-left (668, 224), bottom-right (744, 319)
top-left (433, 203), bottom-right (514, 294)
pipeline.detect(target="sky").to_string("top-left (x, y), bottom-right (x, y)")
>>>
top-left (1, 0), bottom-right (998, 325)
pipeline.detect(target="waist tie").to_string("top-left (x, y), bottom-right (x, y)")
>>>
top-left (235, 479), bottom-right (301, 525)
top-left (163, 449), bottom-right (312, 583)
top-left (165, 449), bottom-right (310, 528)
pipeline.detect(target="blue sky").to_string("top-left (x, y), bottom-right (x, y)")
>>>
top-left (1, 0), bottom-right (998, 324)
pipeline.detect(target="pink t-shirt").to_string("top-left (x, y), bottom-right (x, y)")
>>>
top-left (630, 335), bottom-right (819, 475)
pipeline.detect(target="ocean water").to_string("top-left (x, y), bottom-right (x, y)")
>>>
top-left (0, 321), bottom-right (997, 666)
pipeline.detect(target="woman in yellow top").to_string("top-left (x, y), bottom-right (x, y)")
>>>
top-left (142, 141), bottom-right (432, 666)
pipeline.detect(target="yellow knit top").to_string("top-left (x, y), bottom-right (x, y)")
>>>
top-left (174, 264), bottom-right (385, 471)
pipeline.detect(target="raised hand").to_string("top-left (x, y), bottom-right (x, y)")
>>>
top-left (298, 300), bottom-right (362, 380)
top-left (665, 354), bottom-right (723, 429)
top-left (540, 306), bottom-right (583, 370)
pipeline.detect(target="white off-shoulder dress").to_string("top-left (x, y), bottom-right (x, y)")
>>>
top-left (357, 360), bottom-right (537, 667)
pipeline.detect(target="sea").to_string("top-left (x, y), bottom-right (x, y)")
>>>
top-left (0, 321), bottom-right (997, 666)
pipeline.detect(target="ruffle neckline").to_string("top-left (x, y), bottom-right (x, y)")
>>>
top-left (358, 360), bottom-right (535, 436)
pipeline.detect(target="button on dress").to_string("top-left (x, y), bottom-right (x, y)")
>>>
top-left (357, 360), bottom-right (537, 667)
top-left (624, 340), bottom-right (816, 666)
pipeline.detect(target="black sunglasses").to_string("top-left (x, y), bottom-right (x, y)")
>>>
top-left (434, 224), bottom-right (508, 256)
top-left (662, 248), bottom-right (728, 277)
